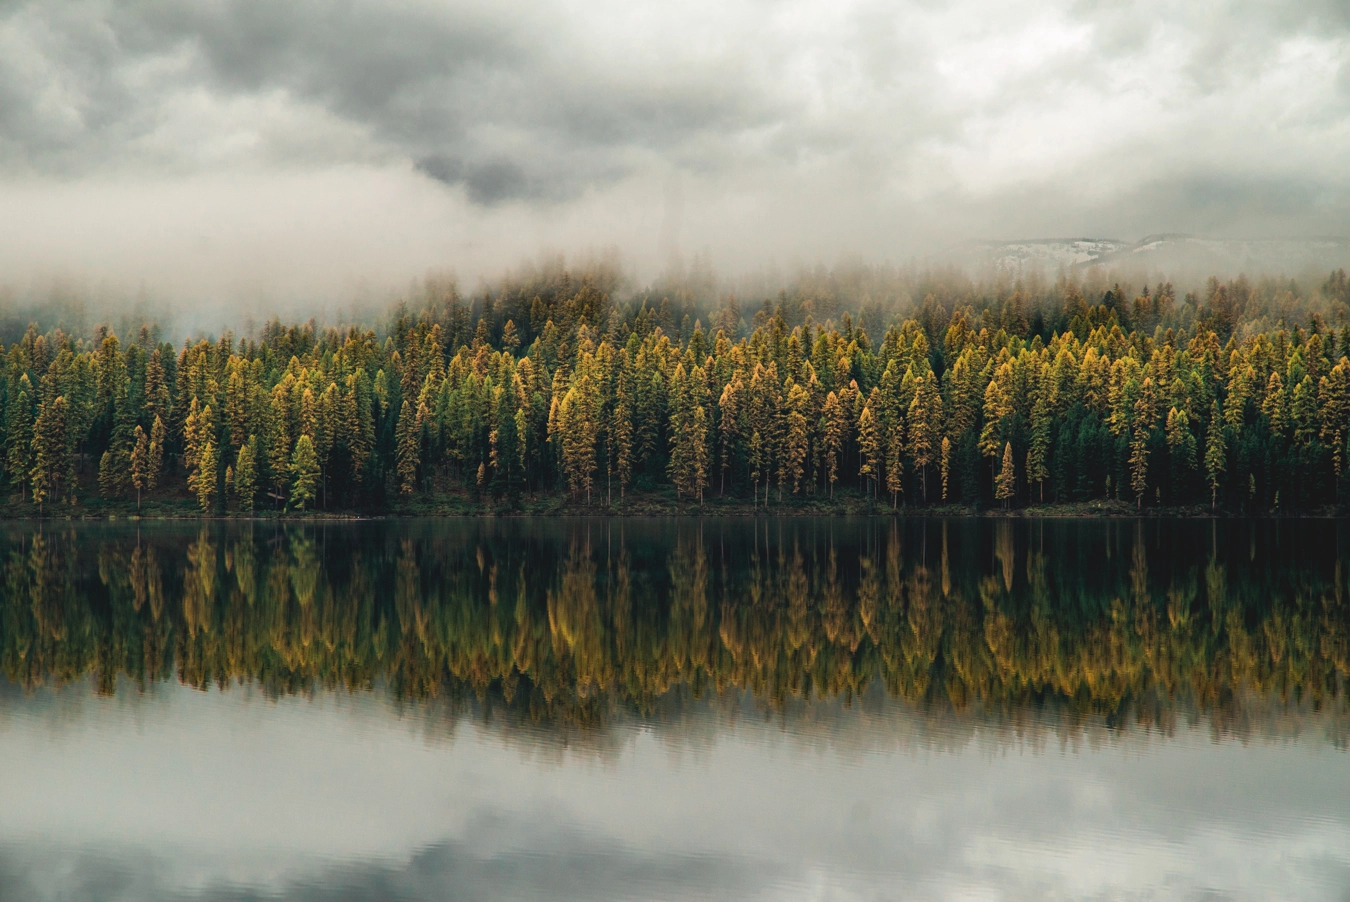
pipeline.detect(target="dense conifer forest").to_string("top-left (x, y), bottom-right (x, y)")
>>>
top-left (4, 263), bottom-right (1350, 516)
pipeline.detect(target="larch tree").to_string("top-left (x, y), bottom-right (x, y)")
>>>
top-left (147, 415), bottom-right (165, 493)
top-left (196, 437), bottom-right (218, 513)
top-left (857, 401), bottom-right (881, 500)
top-left (885, 422), bottom-right (904, 509)
top-left (1205, 401), bottom-right (1227, 510)
top-left (291, 434), bottom-right (319, 511)
top-left (820, 390), bottom-right (844, 497)
top-left (995, 441), bottom-right (1016, 509)
top-left (235, 436), bottom-right (258, 512)
top-left (1130, 378), bottom-right (1157, 509)
top-left (939, 436), bottom-right (951, 502)
top-left (395, 399), bottom-right (420, 495)
top-left (129, 425), bottom-right (148, 509)
top-left (907, 373), bottom-right (941, 503)
top-left (783, 383), bottom-right (810, 495)
top-left (1165, 407), bottom-right (1197, 500)
top-left (30, 395), bottom-right (68, 513)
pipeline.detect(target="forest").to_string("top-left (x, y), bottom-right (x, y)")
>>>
top-left (4, 263), bottom-right (1350, 515)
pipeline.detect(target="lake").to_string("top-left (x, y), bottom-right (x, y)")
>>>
top-left (2, 518), bottom-right (1349, 900)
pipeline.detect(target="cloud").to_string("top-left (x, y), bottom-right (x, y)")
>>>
top-left (0, 0), bottom-right (1347, 299)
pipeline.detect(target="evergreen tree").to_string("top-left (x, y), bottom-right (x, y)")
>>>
top-left (6, 381), bottom-right (34, 501)
top-left (395, 399), bottom-right (419, 495)
top-left (1205, 402), bottom-right (1227, 510)
top-left (235, 436), bottom-right (258, 512)
top-left (1129, 378), bottom-right (1157, 508)
top-left (940, 436), bottom-right (951, 501)
top-left (907, 372), bottom-right (940, 503)
top-left (1028, 391), bottom-right (1051, 502)
top-left (291, 434), bottom-right (319, 510)
top-left (196, 437), bottom-right (217, 513)
top-left (886, 423), bottom-right (904, 509)
top-left (857, 401), bottom-right (881, 500)
top-left (1165, 407), bottom-right (1197, 501)
top-left (30, 396), bottom-right (68, 513)
top-left (995, 441), bottom-right (1016, 508)
top-left (820, 390), bottom-right (844, 497)
top-left (147, 415), bottom-right (165, 493)
top-left (783, 383), bottom-right (810, 495)
top-left (130, 425), bottom-right (148, 510)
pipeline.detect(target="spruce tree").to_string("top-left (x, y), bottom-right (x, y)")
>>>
top-left (995, 441), bottom-right (1016, 508)
top-left (396, 399), bottom-right (420, 495)
top-left (130, 425), bottom-right (148, 510)
top-left (1205, 402), bottom-right (1227, 510)
top-left (196, 437), bottom-right (217, 513)
top-left (235, 436), bottom-right (257, 512)
top-left (291, 434), bottom-right (319, 511)
top-left (147, 415), bottom-right (165, 493)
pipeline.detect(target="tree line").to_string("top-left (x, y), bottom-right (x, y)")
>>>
top-left (4, 266), bottom-right (1350, 513)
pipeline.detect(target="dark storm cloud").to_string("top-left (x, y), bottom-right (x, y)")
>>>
top-left (0, 0), bottom-right (784, 203)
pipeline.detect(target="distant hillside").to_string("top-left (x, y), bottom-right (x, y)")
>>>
top-left (945, 235), bottom-right (1350, 280)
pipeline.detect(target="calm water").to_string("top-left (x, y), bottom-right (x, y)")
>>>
top-left (2, 518), bottom-right (1350, 900)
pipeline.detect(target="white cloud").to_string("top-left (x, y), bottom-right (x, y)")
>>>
top-left (0, 0), bottom-right (1346, 303)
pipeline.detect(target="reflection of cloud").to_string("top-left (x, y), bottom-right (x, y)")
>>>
top-left (4, 790), bottom-right (1350, 901)
top-left (3, 683), bottom-right (1350, 900)
top-left (0, 826), bottom-right (778, 902)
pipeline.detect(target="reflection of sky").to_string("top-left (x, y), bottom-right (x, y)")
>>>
top-left (3, 685), bottom-right (1349, 901)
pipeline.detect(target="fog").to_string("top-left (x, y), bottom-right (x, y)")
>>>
top-left (1, 0), bottom-right (1349, 323)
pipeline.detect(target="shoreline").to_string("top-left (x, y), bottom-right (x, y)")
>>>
top-left (0, 497), bottom-right (1344, 521)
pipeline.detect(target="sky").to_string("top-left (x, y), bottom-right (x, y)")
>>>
top-left (1, 0), bottom-right (1348, 308)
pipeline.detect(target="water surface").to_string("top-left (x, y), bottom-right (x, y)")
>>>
top-left (2, 518), bottom-right (1348, 900)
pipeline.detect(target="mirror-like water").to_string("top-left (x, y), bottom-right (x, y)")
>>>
top-left (3, 518), bottom-right (1349, 900)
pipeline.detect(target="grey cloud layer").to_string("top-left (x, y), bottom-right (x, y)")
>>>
top-left (1, 0), bottom-right (788, 203)
top-left (0, 0), bottom-right (1347, 285)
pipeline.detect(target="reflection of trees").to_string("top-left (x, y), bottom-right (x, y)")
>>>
top-left (0, 521), bottom-right (1348, 731)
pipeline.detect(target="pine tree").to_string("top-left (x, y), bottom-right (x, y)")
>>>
top-left (907, 373), bottom-right (940, 503)
top-left (1165, 407), bottom-right (1197, 500)
top-left (886, 423), bottom-right (904, 509)
top-left (717, 376), bottom-right (741, 496)
top-left (1028, 391), bottom-right (1051, 502)
top-left (147, 415), bottom-right (165, 492)
top-left (995, 441), bottom-right (1016, 508)
top-left (1262, 371), bottom-right (1287, 436)
top-left (857, 401), bottom-right (881, 500)
top-left (1205, 401), bottom-right (1227, 511)
top-left (687, 403), bottom-right (709, 503)
top-left (940, 435), bottom-right (951, 501)
top-left (748, 429), bottom-right (764, 508)
top-left (6, 381), bottom-right (34, 501)
top-left (268, 389), bottom-right (292, 508)
top-left (821, 390), bottom-right (844, 497)
top-left (783, 383), bottom-right (810, 495)
top-left (395, 399), bottom-right (419, 495)
top-left (98, 450), bottom-right (119, 499)
top-left (196, 437), bottom-right (218, 513)
top-left (129, 425), bottom-right (148, 510)
top-left (291, 434), bottom-right (319, 511)
top-left (611, 379), bottom-right (634, 503)
top-left (1130, 378), bottom-right (1157, 509)
top-left (235, 436), bottom-right (257, 512)
top-left (30, 396), bottom-right (68, 513)
top-left (187, 403), bottom-right (217, 508)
